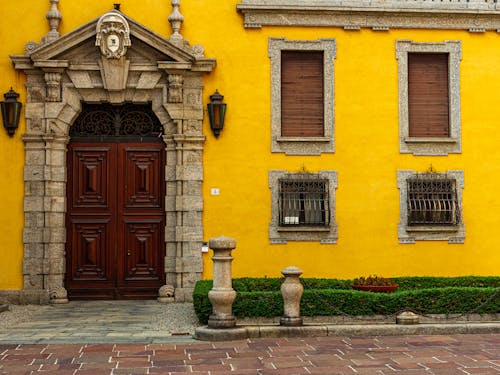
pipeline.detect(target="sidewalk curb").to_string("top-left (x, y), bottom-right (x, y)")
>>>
top-left (195, 322), bottom-right (500, 341)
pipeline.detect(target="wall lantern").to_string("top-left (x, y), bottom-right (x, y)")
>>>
top-left (207, 90), bottom-right (226, 138)
top-left (0, 88), bottom-right (22, 137)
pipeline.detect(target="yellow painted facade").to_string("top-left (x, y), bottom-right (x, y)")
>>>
top-left (0, 0), bottom-right (499, 293)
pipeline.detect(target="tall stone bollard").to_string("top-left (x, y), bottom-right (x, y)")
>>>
top-left (280, 266), bottom-right (304, 326)
top-left (207, 236), bottom-right (237, 329)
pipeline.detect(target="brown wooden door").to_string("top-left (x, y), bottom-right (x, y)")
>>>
top-left (66, 142), bottom-right (165, 299)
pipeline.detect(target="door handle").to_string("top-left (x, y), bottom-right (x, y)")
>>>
top-left (127, 251), bottom-right (131, 256)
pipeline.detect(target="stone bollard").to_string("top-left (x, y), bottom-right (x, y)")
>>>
top-left (396, 310), bottom-right (420, 325)
top-left (280, 266), bottom-right (304, 326)
top-left (207, 236), bottom-right (237, 329)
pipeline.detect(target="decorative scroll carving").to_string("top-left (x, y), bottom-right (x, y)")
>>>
top-left (49, 286), bottom-right (68, 304)
top-left (42, 0), bottom-right (62, 44)
top-left (70, 103), bottom-right (164, 138)
top-left (25, 42), bottom-right (39, 56)
top-left (158, 284), bottom-right (175, 303)
top-left (192, 44), bottom-right (205, 58)
top-left (96, 11), bottom-right (131, 59)
top-left (168, 74), bottom-right (183, 103)
top-left (44, 71), bottom-right (62, 102)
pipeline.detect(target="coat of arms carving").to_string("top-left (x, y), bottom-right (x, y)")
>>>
top-left (95, 11), bottom-right (131, 59)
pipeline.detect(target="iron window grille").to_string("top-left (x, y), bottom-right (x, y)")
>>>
top-left (279, 178), bottom-right (329, 226)
top-left (70, 103), bottom-right (164, 142)
top-left (407, 175), bottom-right (460, 226)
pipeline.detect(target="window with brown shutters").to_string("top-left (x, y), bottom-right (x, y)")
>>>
top-left (281, 51), bottom-right (324, 137)
top-left (408, 53), bottom-right (449, 138)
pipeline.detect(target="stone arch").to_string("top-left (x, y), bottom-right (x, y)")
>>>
top-left (11, 10), bottom-right (215, 303)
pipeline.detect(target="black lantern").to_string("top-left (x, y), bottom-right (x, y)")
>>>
top-left (207, 90), bottom-right (226, 138)
top-left (0, 88), bottom-right (22, 137)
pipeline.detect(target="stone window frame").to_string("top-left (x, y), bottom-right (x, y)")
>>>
top-left (396, 40), bottom-right (462, 156)
top-left (397, 170), bottom-right (465, 244)
top-left (269, 38), bottom-right (336, 155)
top-left (269, 170), bottom-right (338, 244)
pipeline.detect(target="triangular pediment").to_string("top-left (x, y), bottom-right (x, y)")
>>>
top-left (30, 11), bottom-right (196, 65)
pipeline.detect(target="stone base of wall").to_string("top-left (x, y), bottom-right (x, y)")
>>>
top-left (174, 288), bottom-right (194, 302)
top-left (0, 290), bottom-right (50, 305)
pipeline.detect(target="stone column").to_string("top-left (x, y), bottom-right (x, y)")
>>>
top-left (207, 236), bottom-right (237, 329)
top-left (280, 266), bottom-right (304, 326)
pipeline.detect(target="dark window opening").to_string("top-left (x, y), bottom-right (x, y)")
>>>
top-left (279, 179), bottom-right (329, 226)
top-left (407, 176), bottom-right (460, 226)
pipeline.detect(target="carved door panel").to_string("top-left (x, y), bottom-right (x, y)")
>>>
top-left (66, 142), bottom-right (165, 299)
top-left (116, 145), bottom-right (165, 298)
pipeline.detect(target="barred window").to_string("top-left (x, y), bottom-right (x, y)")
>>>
top-left (279, 179), bottom-right (329, 226)
top-left (407, 177), bottom-right (460, 226)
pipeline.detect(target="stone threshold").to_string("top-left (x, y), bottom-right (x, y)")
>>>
top-left (195, 322), bottom-right (500, 341)
top-left (0, 304), bottom-right (8, 313)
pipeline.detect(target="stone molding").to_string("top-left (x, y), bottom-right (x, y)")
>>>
top-left (10, 10), bottom-right (215, 304)
top-left (396, 40), bottom-right (462, 156)
top-left (397, 170), bottom-right (465, 244)
top-left (236, 0), bottom-right (500, 32)
top-left (269, 38), bottom-right (336, 155)
top-left (268, 170), bottom-right (338, 244)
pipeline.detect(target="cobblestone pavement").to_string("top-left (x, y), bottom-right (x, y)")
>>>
top-left (0, 334), bottom-right (499, 374)
top-left (0, 301), bottom-right (199, 344)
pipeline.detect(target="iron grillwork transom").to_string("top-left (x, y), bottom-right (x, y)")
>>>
top-left (70, 103), bottom-right (164, 141)
top-left (279, 178), bottom-right (329, 226)
top-left (407, 175), bottom-right (460, 226)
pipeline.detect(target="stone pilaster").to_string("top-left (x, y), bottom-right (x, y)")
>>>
top-left (43, 135), bottom-right (69, 303)
top-left (22, 135), bottom-right (47, 291)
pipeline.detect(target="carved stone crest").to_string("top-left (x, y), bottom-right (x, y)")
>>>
top-left (95, 11), bottom-right (131, 59)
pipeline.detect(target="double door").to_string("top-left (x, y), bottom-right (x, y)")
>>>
top-left (66, 142), bottom-right (165, 299)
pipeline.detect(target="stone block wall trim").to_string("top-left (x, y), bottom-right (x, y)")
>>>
top-left (396, 40), bottom-right (462, 156)
top-left (236, 0), bottom-right (500, 31)
top-left (9, 10), bottom-right (215, 303)
top-left (397, 170), bottom-right (465, 244)
top-left (269, 170), bottom-right (338, 244)
top-left (269, 38), bottom-right (336, 155)
top-left (0, 290), bottom-right (50, 304)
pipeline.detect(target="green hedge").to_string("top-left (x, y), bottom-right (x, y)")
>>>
top-left (193, 277), bottom-right (500, 324)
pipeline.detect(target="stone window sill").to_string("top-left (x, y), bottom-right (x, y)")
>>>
top-left (406, 226), bottom-right (459, 233)
top-left (404, 137), bottom-right (458, 144)
top-left (277, 226), bottom-right (331, 232)
top-left (277, 136), bottom-right (331, 143)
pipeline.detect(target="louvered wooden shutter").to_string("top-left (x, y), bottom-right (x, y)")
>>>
top-left (408, 53), bottom-right (450, 137)
top-left (281, 51), bottom-right (324, 137)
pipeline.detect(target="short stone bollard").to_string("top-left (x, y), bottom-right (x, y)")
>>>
top-left (280, 266), bottom-right (304, 326)
top-left (207, 236), bottom-right (237, 329)
top-left (396, 310), bottom-right (420, 325)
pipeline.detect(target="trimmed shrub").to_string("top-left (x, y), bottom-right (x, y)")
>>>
top-left (193, 277), bottom-right (500, 324)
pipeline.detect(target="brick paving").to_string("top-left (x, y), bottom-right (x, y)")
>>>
top-left (0, 334), bottom-right (499, 374)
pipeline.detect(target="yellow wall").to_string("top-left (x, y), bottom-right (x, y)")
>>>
top-left (0, 0), bottom-right (498, 290)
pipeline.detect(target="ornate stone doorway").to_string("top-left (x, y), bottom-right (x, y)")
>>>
top-left (11, 4), bottom-right (215, 303)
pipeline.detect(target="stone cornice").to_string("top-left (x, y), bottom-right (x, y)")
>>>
top-left (236, 0), bottom-right (500, 32)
